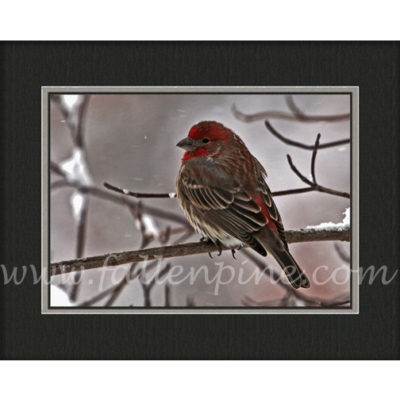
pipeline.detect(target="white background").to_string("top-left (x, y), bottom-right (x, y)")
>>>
top-left (0, 0), bottom-right (399, 40)
top-left (0, 361), bottom-right (399, 399)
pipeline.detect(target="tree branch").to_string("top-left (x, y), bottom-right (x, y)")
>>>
top-left (51, 95), bottom-right (92, 303)
top-left (264, 120), bottom-right (350, 150)
top-left (49, 175), bottom-right (189, 225)
top-left (50, 161), bottom-right (67, 177)
top-left (75, 96), bottom-right (90, 149)
top-left (77, 218), bottom-right (190, 307)
top-left (334, 242), bottom-right (350, 263)
top-left (139, 263), bottom-right (171, 307)
top-left (104, 182), bottom-right (177, 199)
top-left (51, 226), bottom-right (350, 276)
top-left (285, 134), bottom-right (350, 199)
top-left (285, 95), bottom-right (350, 122)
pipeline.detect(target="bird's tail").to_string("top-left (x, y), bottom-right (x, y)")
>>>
top-left (269, 247), bottom-right (310, 289)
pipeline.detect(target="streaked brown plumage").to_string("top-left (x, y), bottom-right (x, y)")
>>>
top-left (176, 121), bottom-right (310, 289)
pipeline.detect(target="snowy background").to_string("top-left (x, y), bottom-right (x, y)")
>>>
top-left (50, 93), bottom-right (351, 307)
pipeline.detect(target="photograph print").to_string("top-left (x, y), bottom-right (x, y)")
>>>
top-left (43, 87), bottom-right (357, 313)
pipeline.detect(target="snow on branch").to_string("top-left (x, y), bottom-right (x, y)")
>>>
top-left (306, 208), bottom-right (350, 232)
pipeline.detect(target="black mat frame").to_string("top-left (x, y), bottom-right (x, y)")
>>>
top-left (0, 41), bottom-right (398, 359)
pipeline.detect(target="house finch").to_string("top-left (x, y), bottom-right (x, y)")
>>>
top-left (176, 121), bottom-right (310, 289)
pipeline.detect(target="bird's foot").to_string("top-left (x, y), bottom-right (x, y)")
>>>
top-left (231, 244), bottom-right (243, 259)
top-left (216, 241), bottom-right (222, 256)
top-left (201, 238), bottom-right (222, 258)
top-left (210, 242), bottom-right (222, 257)
top-left (199, 237), bottom-right (216, 258)
top-left (199, 237), bottom-right (224, 258)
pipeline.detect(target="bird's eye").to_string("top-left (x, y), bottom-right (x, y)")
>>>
top-left (202, 138), bottom-right (210, 143)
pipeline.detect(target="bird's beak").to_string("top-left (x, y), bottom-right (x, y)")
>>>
top-left (176, 137), bottom-right (195, 151)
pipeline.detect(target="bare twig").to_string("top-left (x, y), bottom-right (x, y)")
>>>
top-left (232, 95), bottom-right (350, 123)
top-left (76, 196), bottom-right (89, 259)
top-left (49, 175), bottom-right (189, 225)
top-left (139, 263), bottom-right (171, 306)
top-left (127, 201), bottom-right (154, 248)
top-left (103, 263), bottom-right (141, 307)
top-left (285, 96), bottom-right (350, 122)
top-left (74, 96), bottom-right (90, 149)
top-left (51, 179), bottom-right (70, 190)
top-left (87, 210), bottom-right (173, 307)
top-left (104, 182), bottom-right (176, 199)
top-left (50, 161), bottom-right (66, 177)
top-left (69, 195), bottom-right (89, 302)
top-left (173, 228), bottom-right (196, 244)
top-left (100, 201), bottom-right (172, 306)
top-left (310, 134), bottom-right (319, 184)
top-left (272, 187), bottom-right (316, 197)
top-left (285, 134), bottom-right (350, 199)
top-left (334, 242), bottom-right (350, 263)
top-left (78, 282), bottom-right (124, 307)
top-left (78, 261), bottom-right (147, 307)
top-left (264, 120), bottom-right (350, 150)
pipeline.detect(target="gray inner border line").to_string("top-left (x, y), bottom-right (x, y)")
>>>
top-left (41, 86), bottom-right (359, 315)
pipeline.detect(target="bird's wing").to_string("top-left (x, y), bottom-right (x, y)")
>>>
top-left (178, 167), bottom-right (272, 254)
top-left (256, 171), bottom-right (288, 250)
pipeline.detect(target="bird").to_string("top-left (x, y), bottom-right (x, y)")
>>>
top-left (175, 121), bottom-right (310, 289)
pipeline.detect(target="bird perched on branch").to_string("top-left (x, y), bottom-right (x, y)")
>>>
top-left (176, 121), bottom-right (310, 289)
